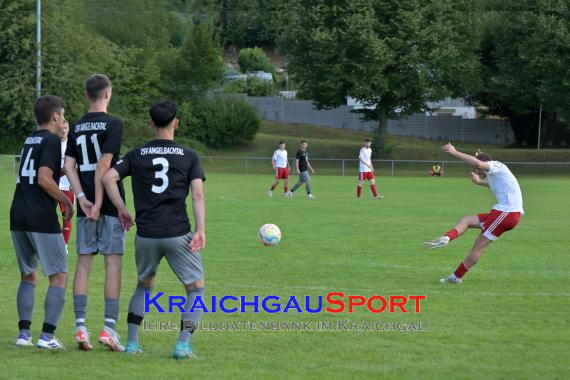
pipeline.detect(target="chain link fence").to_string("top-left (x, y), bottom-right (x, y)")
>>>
top-left (5, 155), bottom-right (569, 178)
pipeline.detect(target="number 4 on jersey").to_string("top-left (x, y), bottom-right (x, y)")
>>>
top-left (19, 148), bottom-right (36, 184)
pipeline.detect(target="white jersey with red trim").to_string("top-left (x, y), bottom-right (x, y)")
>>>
top-left (272, 149), bottom-right (288, 168)
top-left (359, 147), bottom-right (373, 172)
top-left (485, 161), bottom-right (524, 213)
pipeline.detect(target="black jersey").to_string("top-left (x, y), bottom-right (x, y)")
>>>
top-left (113, 139), bottom-right (206, 238)
top-left (10, 130), bottom-right (62, 233)
top-left (296, 149), bottom-right (310, 172)
top-left (65, 112), bottom-right (125, 217)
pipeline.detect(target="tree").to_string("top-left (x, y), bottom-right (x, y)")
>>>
top-left (161, 24), bottom-right (224, 102)
top-left (472, 0), bottom-right (570, 146)
top-left (0, 0), bottom-right (37, 152)
top-left (282, 0), bottom-right (480, 153)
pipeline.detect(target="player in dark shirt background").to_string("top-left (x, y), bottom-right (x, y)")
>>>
top-left (64, 74), bottom-right (126, 351)
top-left (10, 95), bottom-right (73, 350)
top-left (286, 140), bottom-right (316, 199)
top-left (103, 100), bottom-right (206, 359)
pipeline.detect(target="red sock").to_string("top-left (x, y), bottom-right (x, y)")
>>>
top-left (454, 262), bottom-right (469, 278)
top-left (445, 229), bottom-right (459, 240)
top-left (284, 186), bottom-right (288, 193)
top-left (62, 225), bottom-right (72, 244)
top-left (270, 184), bottom-right (277, 191)
top-left (371, 184), bottom-right (378, 197)
top-left (357, 186), bottom-right (362, 198)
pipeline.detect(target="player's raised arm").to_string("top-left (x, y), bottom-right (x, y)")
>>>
top-left (190, 178), bottom-right (206, 252)
top-left (442, 143), bottom-right (491, 171)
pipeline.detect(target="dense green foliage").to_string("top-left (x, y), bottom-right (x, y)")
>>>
top-left (224, 77), bottom-right (279, 97)
top-left (1, 0), bottom-right (569, 153)
top-left (237, 47), bottom-right (274, 74)
top-left (0, 0), bottom-right (224, 153)
top-left (470, 0), bottom-right (570, 146)
top-left (181, 96), bottom-right (260, 148)
top-left (281, 0), bottom-right (481, 153)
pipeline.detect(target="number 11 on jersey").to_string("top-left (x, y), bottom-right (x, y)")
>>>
top-left (77, 134), bottom-right (102, 172)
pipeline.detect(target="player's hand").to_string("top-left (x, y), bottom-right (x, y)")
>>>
top-left (87, 204), bottom-right (101, 221)
top-left (370, 166), bottom-right (375, 173)
top-left (311, 168), bottom-right (315, 174)
top-left (78, 197), bottom-right (94, 217)
top-left (62, 199), bottom-right (74, 224)
top-left (442, 142), bottom-right (456, 154)
top-left (272, 166), bottom-right (276, 171)
top-left (190, 230), bottom-right (206, 253)
top-left (118, 207), bottom-right (134, 231)
top-left (470, 171), bottom-right (481, 185)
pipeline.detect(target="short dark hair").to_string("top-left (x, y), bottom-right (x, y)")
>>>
top-left (475, 151), bottom-right (492, 162)
top-left (149, 100), bottom-right (177, 127)
top-left (33, 95), bottom-right (65, 126)
top-left (85, 74), bottom-right (111, 101)
top-left (300, 140), bottom-right (307, 144)
top-left (364, 138), bottom-right (371, 142)
top-left (278, 141), bottom-right (285, 145)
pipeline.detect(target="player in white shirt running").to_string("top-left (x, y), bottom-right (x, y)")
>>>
top-left (268, 141), bottom-right (290, 197)
top-left (357, 139), bottom-right (381, 199)
top-left (424, 143), bottom-right (524, 284)
top-left (58, 120), bottom-right (74, 251)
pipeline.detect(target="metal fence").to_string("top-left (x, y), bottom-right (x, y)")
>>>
top-left (245, 96), bottom-right (515, 145)
top-left (6, 155), bottom-right (569, 178)
top-left (198, 157), bottom-right (570, 177)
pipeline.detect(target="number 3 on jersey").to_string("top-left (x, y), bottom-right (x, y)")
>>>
top-left (152, 157), bottom-right (169, 194)
top-left (77, 134), bottom-right (102, 171)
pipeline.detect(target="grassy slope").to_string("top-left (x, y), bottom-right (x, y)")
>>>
top-left (0, 154), bottom-right (569, 379)
top-left (209, 121), bottom-right (570, 162)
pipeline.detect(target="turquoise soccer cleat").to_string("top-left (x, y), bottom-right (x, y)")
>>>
top-left (172, 341), bottom-right (198, 360)
top-left (125, 341), bottom-right (143, 354)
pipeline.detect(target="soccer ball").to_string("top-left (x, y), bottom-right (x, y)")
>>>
top-left (258, 224), bottom-right (282, 246)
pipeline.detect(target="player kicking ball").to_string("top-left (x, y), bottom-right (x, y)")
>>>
top-left (268, 141), bottom-right (290, 197)
top-left (423, 143), bottom-right (524, 284)
top-left (103, 101), bottom-right (206, 359)
top-left (285, 140), bottom-right (316, 199)
top-left (11, 95), bottom-right (73, 349)
top-left (357, 138), bottom-right (382, 199)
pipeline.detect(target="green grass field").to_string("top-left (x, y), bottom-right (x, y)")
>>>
top-left (0, 156), bottom-right (569, 379)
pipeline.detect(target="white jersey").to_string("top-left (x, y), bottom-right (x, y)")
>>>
top-left (359, 147), bottom-right (373, 172)
top-left (272, 149), bottom-right (288, 168)
top-left (59, 140), bottom-right (70, 191)
top-left (485, 161), bottom-right (524, 213)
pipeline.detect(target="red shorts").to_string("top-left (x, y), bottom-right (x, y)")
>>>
top-left (359, 172), bottom-right (375, 181)
top-left (478, 209), bottom-right (521, 241)
top-left (275, 167), bottom-right (289, 179)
